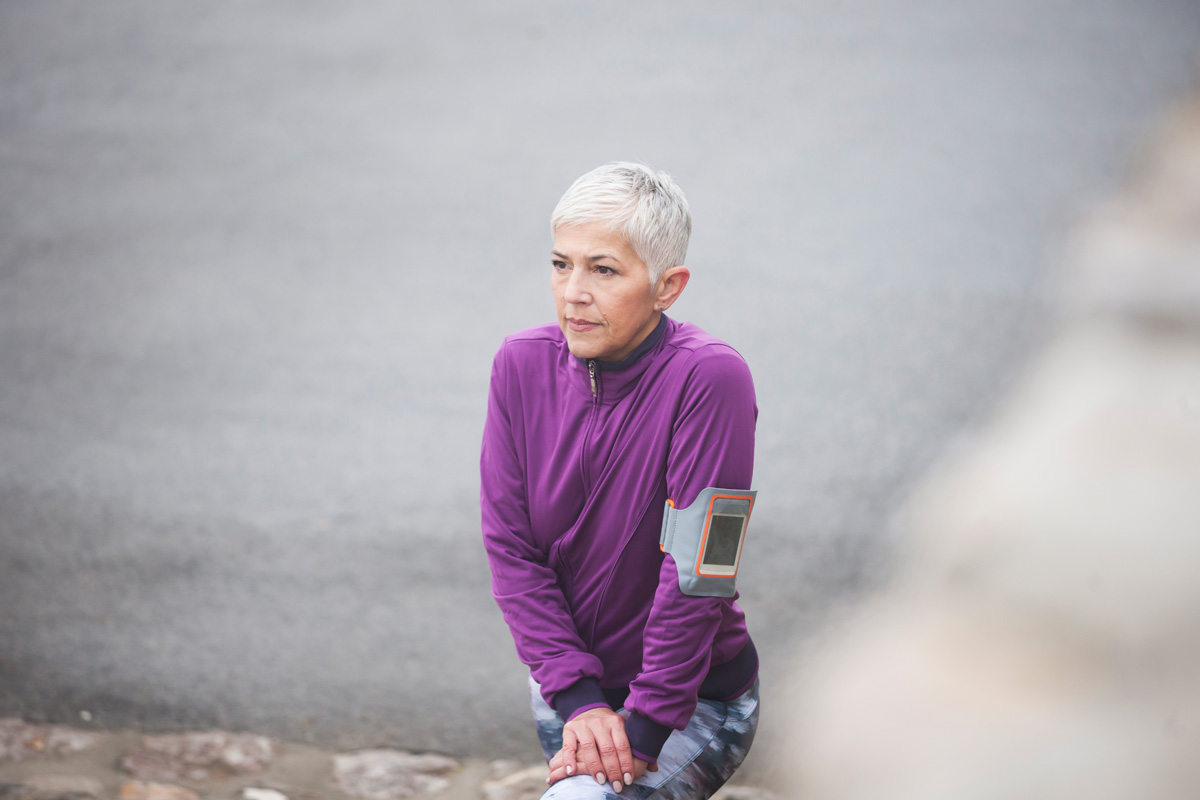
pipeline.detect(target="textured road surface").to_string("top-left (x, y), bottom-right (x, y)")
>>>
top-left (2, 0), bottom-right (1198, 763)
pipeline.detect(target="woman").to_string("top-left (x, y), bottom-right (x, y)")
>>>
top-left (481, 163), bottom-right (759, 799)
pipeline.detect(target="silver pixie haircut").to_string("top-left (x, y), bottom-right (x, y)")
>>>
top-left (550, 162), bottom-right (691, 286)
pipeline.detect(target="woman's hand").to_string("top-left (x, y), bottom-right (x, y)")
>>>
top-left (547, 753), bottom-right (657, 791)
top-left (545, 708), bottom-right (656, 791)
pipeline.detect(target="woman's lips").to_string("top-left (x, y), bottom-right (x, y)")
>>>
top-left (567, 318), bottom-right (600, 332)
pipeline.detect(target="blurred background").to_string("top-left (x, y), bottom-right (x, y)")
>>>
top-left (1, 0), bottom-right (1198, 778)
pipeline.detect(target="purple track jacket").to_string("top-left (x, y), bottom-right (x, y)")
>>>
top-left (480, 315), bottom-right (758, 761)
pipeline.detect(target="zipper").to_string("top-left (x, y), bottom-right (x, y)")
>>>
top-left (581, 359), bottom-right (599, 494)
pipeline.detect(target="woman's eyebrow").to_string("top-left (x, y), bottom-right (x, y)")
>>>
top-left (552, 249), bottom-right (620, 263)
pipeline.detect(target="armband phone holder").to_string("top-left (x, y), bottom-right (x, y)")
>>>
top-left (659, 487), bottom-right (756, 597)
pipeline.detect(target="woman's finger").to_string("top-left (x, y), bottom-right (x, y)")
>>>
top-left (581, 712), bottom-right (632, 787)
top-left (558, 729), bottom-right (579, 777)
top-left (546, 764), bottom-right (570, 786)
top-left (606, 714), bottom-right (634, 785)
top-left (575, 729), bottom-right (606, 786)
top-left (591, 726), bottom-right (624, 788)
top-left (547, 760), bottom-right (590, 787)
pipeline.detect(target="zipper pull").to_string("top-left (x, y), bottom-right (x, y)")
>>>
top-left (588, 359), bottom-right (597, 398)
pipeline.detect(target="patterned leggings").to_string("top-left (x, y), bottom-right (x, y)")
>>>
top-left (529, 677), bottom-right (760, 800)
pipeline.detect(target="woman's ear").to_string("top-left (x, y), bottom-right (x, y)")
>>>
top-left (655, 266), bottom-right (691, 311)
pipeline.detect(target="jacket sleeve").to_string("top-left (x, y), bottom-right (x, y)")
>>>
top-left (622, 345), bottom-right (758, 761)
top-left (479, 344), bottom-right (608, 716)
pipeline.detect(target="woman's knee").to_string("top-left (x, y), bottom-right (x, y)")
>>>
top-left (541, 774), bottom-right (623, 800)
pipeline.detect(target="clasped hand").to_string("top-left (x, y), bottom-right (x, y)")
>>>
top-left (546, 708), bottom-right (657, 792)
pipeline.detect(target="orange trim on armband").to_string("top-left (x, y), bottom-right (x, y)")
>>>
top-left (694, 493), bottom-right (754, 578)
top-left (660, 499), bottom-right (675, 552)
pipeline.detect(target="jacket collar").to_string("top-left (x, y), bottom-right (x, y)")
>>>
top-left (574, 314), bottom-right (668, 371)
top-left (567, 315), bottom-right (670, 403)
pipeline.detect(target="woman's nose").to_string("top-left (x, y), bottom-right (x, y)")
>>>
top-left (563, 269), bottom-right (592, 304)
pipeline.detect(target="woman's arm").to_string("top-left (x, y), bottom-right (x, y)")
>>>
top-left (624, 344), bottom-right (759, 761)
top-left (480, 345), bottom-right (607, 711)
top-left (485, 344), bottom-right (639, 789)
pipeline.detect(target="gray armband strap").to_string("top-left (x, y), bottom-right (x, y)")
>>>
top-left (659, 487), bottom-right (757, 598)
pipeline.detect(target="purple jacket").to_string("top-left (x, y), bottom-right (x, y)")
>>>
top-left (480, 315), bottom-right (758, 761)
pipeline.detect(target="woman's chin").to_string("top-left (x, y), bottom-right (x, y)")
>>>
top-left (564, 334), bottom-right (604, 361)
top-left (568, 344), bottom-right (601, 361)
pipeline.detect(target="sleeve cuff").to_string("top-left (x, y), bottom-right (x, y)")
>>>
top-left (624, 712), bottom-right (673, 763)
top-left (554, 677), bottom-right (610, 721)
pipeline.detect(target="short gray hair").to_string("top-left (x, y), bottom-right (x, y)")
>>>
top-left (550, 162), bottom-right (691, 286)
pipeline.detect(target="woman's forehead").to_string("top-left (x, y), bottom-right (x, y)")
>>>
top-left (552, 221), bottom-right (640, 261)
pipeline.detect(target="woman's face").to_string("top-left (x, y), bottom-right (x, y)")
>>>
top-left (552, 221), bottom-right (662, 363)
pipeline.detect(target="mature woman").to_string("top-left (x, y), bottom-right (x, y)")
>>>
top-left (481, 163), bottom-right (759, 799)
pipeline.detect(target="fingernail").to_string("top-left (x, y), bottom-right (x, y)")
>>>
top-left (565, 765), bottom-right (573, 775)
top-left (595, 772), bottom-right (605, 784)
top-left (613, 781), bottom-right (623, 792)
top-left (624, 772), bottom-right (633, 784)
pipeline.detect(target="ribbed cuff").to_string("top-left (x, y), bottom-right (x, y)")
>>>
top-left (699, 637), bottom-right (759, 701)
top-left (554, 677), bottom-right (610, 721)
top-left (624, 712), bottom-right (673, 763)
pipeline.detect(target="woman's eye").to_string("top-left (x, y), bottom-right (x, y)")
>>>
top-left (552, 260), bottom-right (569, 271)
top-left (595, 265), bottom-right (616, 276)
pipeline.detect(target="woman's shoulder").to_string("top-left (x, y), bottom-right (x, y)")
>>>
top-left (664, 319), bottom-right (750, 368)
top-left (660, 319), bottom-right (755, 399)
top-left (494, 323), bottom-right (566, 361)
top-left (502, 322), bottom-right (564, 346)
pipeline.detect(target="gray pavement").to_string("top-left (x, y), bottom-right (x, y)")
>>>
top-left (1, 0), bottom-right (1198, 773)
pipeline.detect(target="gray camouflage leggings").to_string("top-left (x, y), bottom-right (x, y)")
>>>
top-left (529, 677), bottom-right (760, 800)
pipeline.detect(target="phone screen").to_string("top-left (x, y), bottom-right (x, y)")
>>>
top-left (701, 513), bottom-right (745, 569)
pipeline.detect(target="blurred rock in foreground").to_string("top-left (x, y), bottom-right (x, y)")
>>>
top-left (786, 82), bottom-right (1200, 800)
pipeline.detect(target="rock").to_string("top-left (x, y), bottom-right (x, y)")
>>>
top-left (712, 787), bottom-right (779, 800)
top-left (332, 749), bottom-right (459, 799)
top-left (485, 759), bottom-right (528, 781)
top-left (119, 750), bottom-right (196, 783)
top-left (480, 764), bottom-right (547, 800)
top-left (23, 777), bottom-right (104, 798)
top-left (241, 789), bottom-right (289, 800)
top-left (0, 778), bottom-right (101, 800)
top-left (0, 720), bottom-right (97, 762)
top-left (121, 731), bottom-right (275, 781)
top-left (117, 783), bottom-right (199, 800)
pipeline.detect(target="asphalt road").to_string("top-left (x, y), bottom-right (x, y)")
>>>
top-left (2, 0), bottom-right (1198, 766)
